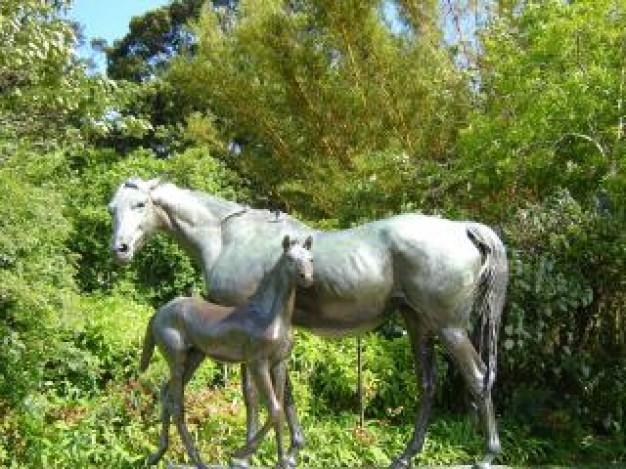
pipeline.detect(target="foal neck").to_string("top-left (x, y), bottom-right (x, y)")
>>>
top-left (249, 256), bottom-right (296, 325)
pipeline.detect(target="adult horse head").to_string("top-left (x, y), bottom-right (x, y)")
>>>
top-left (108, 177), bottom-right (162, 262)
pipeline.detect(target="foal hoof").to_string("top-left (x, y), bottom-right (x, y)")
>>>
top-left (389, 456), bottom-right (412, 469)
top-left (473, 462), bottom-right (492, 469)
top-left (275, 456), bottom-right (296, 469)
top-left (146, 452), bottom-right (163, 466)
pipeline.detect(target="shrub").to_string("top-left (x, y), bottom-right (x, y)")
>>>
top-left (499, 190), bottom-right (625, 435)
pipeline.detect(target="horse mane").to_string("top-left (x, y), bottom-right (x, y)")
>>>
top-left (189, 189), bottom-right (246, 218)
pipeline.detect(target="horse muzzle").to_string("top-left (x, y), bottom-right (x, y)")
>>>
top-left (112, 241), bottom-right (134, 262)
top-left (298, 274), bottom-right (314, 288)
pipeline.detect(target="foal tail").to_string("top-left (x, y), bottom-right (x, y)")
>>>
top-left (467, 223), bottom-right (508, 394)
top-left (140, 315), bottom-right (156, 373)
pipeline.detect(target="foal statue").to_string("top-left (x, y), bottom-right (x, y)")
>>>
top-left (110, 177), bottom-right (508, 469)
top-left (140, 235), bottom-right (314, 469)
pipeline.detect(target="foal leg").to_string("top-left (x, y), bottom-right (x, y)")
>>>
top-left (232, 364), bottom-right (261, 468)
top-left (390, 310), bottom-right (437, 469)
top-left (439, 327), bottom-right (500, 469)
top-left (169, 352), bottom-right (208, 469)
top-left (147, 380), bottom-right (172, 465)
top-left (242, 363), bottom-right (261, 443)
top-left (232, 361), bottom-right (281, 462)
top-left (270, 360), bottom-right (289, 467)
top-left (283, 372), bottom-right (305, 467)
top-left (148, 350), bottom-right (205, 466)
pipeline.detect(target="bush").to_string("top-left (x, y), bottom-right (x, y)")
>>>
top-left (499, 190), bottom-right (625, 436)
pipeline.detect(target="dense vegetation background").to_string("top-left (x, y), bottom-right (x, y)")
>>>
top-left (1, 0), bottom-right (624, 467)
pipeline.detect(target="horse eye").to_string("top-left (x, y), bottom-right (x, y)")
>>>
top-left (134, 202), bottom-right (146, 209)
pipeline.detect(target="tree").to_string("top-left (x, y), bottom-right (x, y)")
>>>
top-left (0, 0), bottom-right (147, 405)
top-left (96, 0), bottom-right (233, 157)
top-left (456, 0), bottom-right (626, 216)
top-left (0, 0), bottom-right (145, 148)
top-left (168, 0), bottom-right (470, 219)
top-left (103, 0), bottom-right (207, 82)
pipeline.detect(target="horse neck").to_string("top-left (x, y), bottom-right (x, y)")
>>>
top-left (249, 257), bottom-right (296, 326)
top-left (146, 184), bottom-right (221, 269)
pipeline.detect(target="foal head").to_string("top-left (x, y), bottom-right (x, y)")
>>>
top-left (281, 235), bottom-right (314, 288)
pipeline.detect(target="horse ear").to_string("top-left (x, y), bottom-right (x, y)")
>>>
top-left (146, 178), bottom-right (160, 191)
top-left (304, 235), bottom-right (313, 250)
top-left (282, 235), bottom-right (291, 251)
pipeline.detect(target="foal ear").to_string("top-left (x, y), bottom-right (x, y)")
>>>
top-left (304, 235), bottom-right (313, 250)
top-left (282, 235), bottom-right (291, 251)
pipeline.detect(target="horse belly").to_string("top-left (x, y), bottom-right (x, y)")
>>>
top-left (293, 299), bottom-right (391, 337)
top-left (293, 246), bottom-right (396, 337)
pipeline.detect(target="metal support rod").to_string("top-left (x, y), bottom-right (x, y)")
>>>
top-left (357, 336), bottom-right (364, 427)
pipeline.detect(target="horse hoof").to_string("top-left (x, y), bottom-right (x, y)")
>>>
top-left (229, 456), bottom-right (250, 468)
top-left (389, 456), bottom-right (412, 469)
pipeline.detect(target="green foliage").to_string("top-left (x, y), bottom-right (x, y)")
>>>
top-left (0, 141), bottom-right (75, 405)
top-left (104, 0), bottom-right (206, 82)
top-left (500, 190), bottom-right (625, 436)
top-left (456, 0), bottom-right (626, 217)
top-left (169, 0), bottom-right (468, 217)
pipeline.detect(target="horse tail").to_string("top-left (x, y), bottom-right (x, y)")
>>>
top-left (466, 222), bottom-right (508, 394)
top-left (140, 315), bottom-right (156, 373)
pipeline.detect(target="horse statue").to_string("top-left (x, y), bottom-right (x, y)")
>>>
top-left (140, 235), bottom-right (314, 469)
top-left (109, 177), bottom-right (508, 469)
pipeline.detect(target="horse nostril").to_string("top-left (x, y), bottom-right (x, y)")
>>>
top-left (118, 243), bottom-right (129, 253)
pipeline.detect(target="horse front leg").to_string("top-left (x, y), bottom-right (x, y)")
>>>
top-left (242, 364), bottom-right (261, 440)
top-left (439, 327), bottom-right (501, 469)
top-left (390, 310), bottom-right (437, 469)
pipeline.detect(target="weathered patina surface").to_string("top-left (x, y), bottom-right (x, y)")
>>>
top-left (109, 178), bottom-right (508, 469)
top-left (141, 236), bottom-right (313, 468)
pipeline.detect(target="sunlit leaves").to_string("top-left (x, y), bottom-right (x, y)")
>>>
top-left (169, 0), bottom-right (468, 217)
top-left (459, 0), bottom-right (626, 214)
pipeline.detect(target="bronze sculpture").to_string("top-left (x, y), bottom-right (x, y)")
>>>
top-left (109, 177), bottom-right (508, 469)
top-left (140, 235), bottom-right (314, 468)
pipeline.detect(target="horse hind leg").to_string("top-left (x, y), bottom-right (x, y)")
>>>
top-left (439, 326), bottom-right (501, 469)
top-left (390, 309), bottom-right (437, 469)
